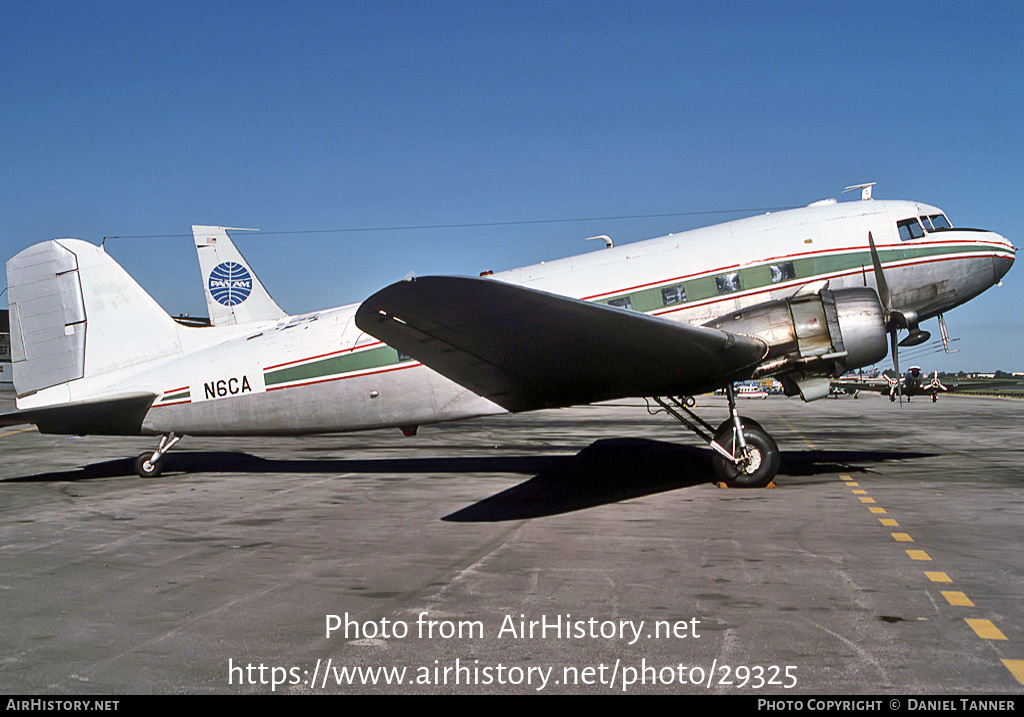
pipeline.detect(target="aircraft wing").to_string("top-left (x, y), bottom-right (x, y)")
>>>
top-left (0, 393), bottom-right (156, 435)
top-left (946, 378), bottom-right (1020, 393)
top-left (354, 276), bottom-right (767, 412)
top-left (830, 376), bottom-right (891, 394)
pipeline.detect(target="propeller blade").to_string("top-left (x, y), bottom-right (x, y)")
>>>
top-left (870, 231), bottom-right (903, 406)
top-left (890, 330), bottom-right (902, 406)
top-left (868, 232), bottom-right (892, 315)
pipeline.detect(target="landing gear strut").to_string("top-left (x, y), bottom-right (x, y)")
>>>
top-left (135, 432), bottom-right (181, 478)
top-left (652, 383), bottom-right (780, 488)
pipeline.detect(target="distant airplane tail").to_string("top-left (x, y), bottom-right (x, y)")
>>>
top-left (5, 239), bottom-right (182, 400)
top-left (192, 226), bottom-right (286, 325)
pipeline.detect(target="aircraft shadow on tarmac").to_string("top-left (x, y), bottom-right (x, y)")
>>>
top-left (3, 438), bottom-right (934, 521)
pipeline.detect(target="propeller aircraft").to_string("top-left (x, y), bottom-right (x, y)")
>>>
top-left (831, 367), bottom-right (1017, 402)
top-left (2, 187), bottom-right (1015, 488)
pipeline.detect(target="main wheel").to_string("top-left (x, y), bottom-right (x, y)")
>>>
top-left (714, 416), bottom-right (764, 435)
top-left (711, 419), bottom-right (780, 488)
top-left (135, 452), bottom-right (164, 478)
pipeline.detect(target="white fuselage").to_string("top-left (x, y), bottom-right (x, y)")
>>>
top-left (15, 198), bottom-right (1015, 437)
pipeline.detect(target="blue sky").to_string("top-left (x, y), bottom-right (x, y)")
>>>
top-left (2, 1), bottom-right (1022, 372)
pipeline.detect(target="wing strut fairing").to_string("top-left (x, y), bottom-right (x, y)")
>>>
top-left (355, 276), bottom-right (768, 412)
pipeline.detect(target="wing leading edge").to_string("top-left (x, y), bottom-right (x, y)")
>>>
top-left (354, 276), bottom-right (767, 412)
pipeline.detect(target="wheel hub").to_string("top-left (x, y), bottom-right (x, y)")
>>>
top-left (737, 445), bottom-right (763, 474)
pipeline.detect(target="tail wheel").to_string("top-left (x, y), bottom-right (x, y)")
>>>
top-left (711, 418), bottom-right (780, 488)
top-left (135, 452), bottom-right (164, 478)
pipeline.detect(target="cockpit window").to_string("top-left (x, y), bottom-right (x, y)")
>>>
top-left (897, 218), bottom-right (925, 241)
top-left (918, 214), bottom-right (953, 232)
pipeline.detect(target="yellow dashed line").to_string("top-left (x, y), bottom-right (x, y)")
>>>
top-left (0, 426), bottom-right (36, 439)
top-left (1001, 660), bottom-right (1024, 685)
top-left (965, 619), bottom-right (1007, 641)
top-left (942, 591), bottom-right (975, 607)
top-left (837, 473), bottom-right (1020, 682)
top-left (776, 415), bottom-right (816, 449)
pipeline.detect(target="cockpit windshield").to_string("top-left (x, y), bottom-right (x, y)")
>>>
top-left (898, 213), bottom-right (952, 241)
top-left (922, 214), bottom-right (952, 230)
top-left (897, 218), bottom-right (925, 241)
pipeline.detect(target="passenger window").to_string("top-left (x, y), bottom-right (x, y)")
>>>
top-left (716, 272), bottom-right (742, 294)
top-left (897, 218), bottom-right (925, 242)
top-left (661, 283), bottom-right (687, 306)
top-left (770, 261), bottom-right (795, 284)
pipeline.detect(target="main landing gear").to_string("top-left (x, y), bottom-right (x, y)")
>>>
top-left (652, 383), bottom-right (781, 488)
top-left (134, 432), bottom-right (182, 478)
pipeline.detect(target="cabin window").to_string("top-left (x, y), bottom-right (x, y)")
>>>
top-left (897, 218), bottom-right (925, 242)
top-left (927, 213), bottom-right (951, 230)
top-left (770, 261), bottom-right (795, 284)
top-left (661, 283), bottom-right (687, 306)
top-left (607, 296), bottom-right (633, 310)
top-left (716, 272), bottom-right (742, 294)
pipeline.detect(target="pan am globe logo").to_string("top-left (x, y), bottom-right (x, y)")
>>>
top-left (208, 262), bottom-right (253, 306)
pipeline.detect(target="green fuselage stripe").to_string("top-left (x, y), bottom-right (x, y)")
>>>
top-left (599, 243), bottom-right (999, 312)
top-left (265, 345), bottom-right (405, 387)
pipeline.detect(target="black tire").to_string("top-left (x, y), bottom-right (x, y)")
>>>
top-left (135, 452), bottom-right (163, 478)
top-left (711, 419), bottom-right (780, 488)
top-left (714, 416), bottom-right (765, 436)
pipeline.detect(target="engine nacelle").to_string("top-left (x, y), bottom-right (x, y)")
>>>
top-left (704, 288), bottom-right (888, 400)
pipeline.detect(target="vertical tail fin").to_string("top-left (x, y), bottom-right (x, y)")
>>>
top-left (6, 239), bottom-right (181, 398)
top-left (192, 226), bottom-right (286, 325)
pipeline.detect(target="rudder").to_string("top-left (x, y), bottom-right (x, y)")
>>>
top-left (6, 239), bottom-right (182, 397)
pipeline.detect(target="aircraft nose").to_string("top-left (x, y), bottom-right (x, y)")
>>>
top-left (993, 240), bottom-right (1014, 282)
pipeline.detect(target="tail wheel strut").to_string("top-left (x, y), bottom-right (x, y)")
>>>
top-left (135, 432), bottom-right (182, 478)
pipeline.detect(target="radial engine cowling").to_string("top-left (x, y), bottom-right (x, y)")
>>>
top-left (703, 288), bottom-right (888, 401)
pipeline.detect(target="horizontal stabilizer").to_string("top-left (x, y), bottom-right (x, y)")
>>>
top-left (355, 276), bottom-right (767, 412)
top-left (0, 392), bottom-right (156, 435)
